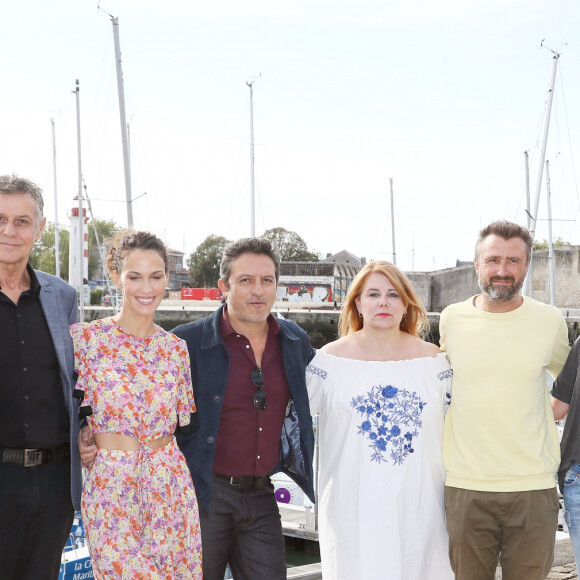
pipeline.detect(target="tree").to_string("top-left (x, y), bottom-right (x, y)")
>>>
top-left (87, 219), bottom-right (121, 280)
top-left (28, 218), bottom-right (121, 281)
top-left (187, 235), bottom-right (231, 287)
top-left (29, 222), bottom-right (70, 280)
top-left (262, 227), bottom-right (319, 261)
top-left (533, 237), bottom-right (569, 250)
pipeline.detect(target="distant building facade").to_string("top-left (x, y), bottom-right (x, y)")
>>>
top-left (167, 248), bottom-right (190, 290)
top-left (278, 261), bottom-right (335, 303)
top-left (276, 250), bottom-right (364, 304)
top-left (320, 250), bottom-right (364, 303)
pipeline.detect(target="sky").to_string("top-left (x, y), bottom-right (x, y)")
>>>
top-left (1, 0), bottom-right (579, 272)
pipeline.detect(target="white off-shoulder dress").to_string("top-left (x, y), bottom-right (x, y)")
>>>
top-left (306, 350), bottom-right (454, 580)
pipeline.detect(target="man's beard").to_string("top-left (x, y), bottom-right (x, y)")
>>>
top-left (478, 275), bottom-right (524, 302)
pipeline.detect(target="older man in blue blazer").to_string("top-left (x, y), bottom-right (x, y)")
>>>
top-left (0, 175), bottom-right (81, 580)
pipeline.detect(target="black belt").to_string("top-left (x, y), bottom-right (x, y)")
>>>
top-left (215, 474), bottom-right (271, 488)
top-left (0, 444), bottom-right (70, 467)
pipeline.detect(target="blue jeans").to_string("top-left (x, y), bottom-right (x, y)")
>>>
top-left (200, 475), bottom-right (286, 580)
top-left (563, 462), bottom-right (580, 566)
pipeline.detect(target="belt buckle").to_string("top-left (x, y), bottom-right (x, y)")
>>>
top-left (229, 476), bottom-right (241, 486)
top-left (24, 449), bottom-right (43, 467)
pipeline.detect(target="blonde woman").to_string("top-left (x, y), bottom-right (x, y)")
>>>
top-left (306, 261), bottom-right (453, 580)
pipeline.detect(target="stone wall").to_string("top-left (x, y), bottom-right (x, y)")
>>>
top-left (531, 246), bottom-right (580, 309)
top-left (406, 265), bottom-right (479, 312)
top-left (408, 246), bottom-right (580, 312)
top-left (429, 265), bottom-right (479, 312)
top-left (406, 273), bottom-right (432, 313)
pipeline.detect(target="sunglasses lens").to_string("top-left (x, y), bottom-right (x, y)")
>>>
top-left (253, 390), bottom-right (266, 410)
top-left (251, 369), bottom-right (264, 386)
top-left (251, 369), bottom-right (266, 410)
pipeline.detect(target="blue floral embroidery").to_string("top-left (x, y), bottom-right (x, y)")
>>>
top-left (306, 364), bottom-right (327, 380)
top-left (351, 385), bottom-right (425, 465)
top-left (437, 369), bottom-right (453, 410)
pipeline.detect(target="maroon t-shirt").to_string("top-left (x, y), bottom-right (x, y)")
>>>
top-left (212, 307), bottom-right (291, 477)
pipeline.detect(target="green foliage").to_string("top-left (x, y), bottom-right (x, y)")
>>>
top-left (261, 227), bottom-right (319, 261)
top-left (90, 288), bottom-right (104, 305)
top-left (28, 218), bottom-right (121, 281)
top-left (87, 219), bottom-right (121, 280)
top-left (533, 237), bottom-right (569, 250)
top-left (29, 223), bottom-right (70, 280)
top-left (187, 235), bottom-right (231, 287)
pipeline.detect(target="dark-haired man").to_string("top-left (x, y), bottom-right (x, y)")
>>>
top-left (0, 174), bottom-right (81, 579)
top-left (440, 220), bottom-right (570, 580)
top-left (173, 237), bottom-right (315, 580)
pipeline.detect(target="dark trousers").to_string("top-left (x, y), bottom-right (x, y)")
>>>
top-left (201, 475), bottom-right (286, 580)
top-left (0, 461), bottom-right (74, 580)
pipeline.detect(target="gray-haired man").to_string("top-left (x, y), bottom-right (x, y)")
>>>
top-left (0, 175), bottom-right (81, 579)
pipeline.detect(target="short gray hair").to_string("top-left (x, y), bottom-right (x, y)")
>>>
top-left (220, 237), bottom-right (281, 288)
top-left (0, 174), bottom-right (44, 220)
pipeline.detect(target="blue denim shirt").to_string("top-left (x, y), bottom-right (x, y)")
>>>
top-left (173, 305), bottom-right (315, 515)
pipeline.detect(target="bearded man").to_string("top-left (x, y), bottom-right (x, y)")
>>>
top-left (439, 220), bottom-right (570, 580)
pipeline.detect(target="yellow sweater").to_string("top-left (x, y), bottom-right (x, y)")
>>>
top-left (440, 295), bottom-right (570, 492)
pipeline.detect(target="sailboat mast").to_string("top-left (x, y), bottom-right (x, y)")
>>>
top-left (74, 79), bottom-right (84, 322)
top-left (110, 15), bottom-right (134, 228)
top-left (546, 160), bottom-right (555, 305)
top-left (523, 150), bottom-right (533, 296)
top-left (246, 78), bottom-right (257, 237)
top-left (529, 50), bottom-right (560, 241)
top-left (51, 116), bottom-right (60, 279)
top-left (389, 178), bottom-right (396, 266)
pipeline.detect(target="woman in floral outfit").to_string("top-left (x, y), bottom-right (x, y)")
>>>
top-left (71, 230), bottom-right (202, 579)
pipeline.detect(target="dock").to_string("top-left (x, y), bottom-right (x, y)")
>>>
top-left (279, 503), bottom-right (318, 541)
top-left (280, 506), bottom-right (578, 580)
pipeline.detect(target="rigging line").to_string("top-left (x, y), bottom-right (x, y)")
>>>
top-left (82, 180), bottom-right (113, 295)
top-left (91, 69), bottom-right (117, 196)
top-left (373, 185), bottom-right (390, 258)
top-left (502, 154), bottom-right (527, 222)
top-left (255, 176), bottom-right (265, 236)
top-left (85, 29), bottom-right (114, 154)
top-left (557, 62), bottom-right (580, 209)
top-left (394, 209), bottom-right (412, 270)
top-left (56, 95), bottom-right (75, 142)
top-left (227, 141), bottom-right (246, 237)
top-left (130, 126), bottom-right (163, 242)
top-left (254, 141), bottom-right (267, 235)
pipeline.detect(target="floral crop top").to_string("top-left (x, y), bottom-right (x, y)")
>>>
top-left (70, 318), bottom-right (195, 442)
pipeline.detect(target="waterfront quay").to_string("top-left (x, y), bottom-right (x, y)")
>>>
top-left (83, 301), bottom-right (580, 347)
top-left (283, 543), bottom-right (579, 580)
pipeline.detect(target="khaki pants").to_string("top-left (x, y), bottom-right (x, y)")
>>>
top-left (444, 486), bottom-right (559, 580)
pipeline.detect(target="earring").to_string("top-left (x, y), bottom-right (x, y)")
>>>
top-left (402, 311), bottom-right (407, 317)
top-left (359, 312), bottom-right (363, 318)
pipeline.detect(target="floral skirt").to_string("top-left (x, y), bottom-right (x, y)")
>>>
top-left (81, 438), bottom-right (202, 579)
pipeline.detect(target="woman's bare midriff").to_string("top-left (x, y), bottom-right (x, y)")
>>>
top-left (94, 433), bottom-right (173, 451)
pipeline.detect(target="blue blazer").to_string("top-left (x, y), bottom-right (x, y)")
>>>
top-left (36, 270), bottom-right (81, 511)
top-left (173, 305), bottom-right (316, 516)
